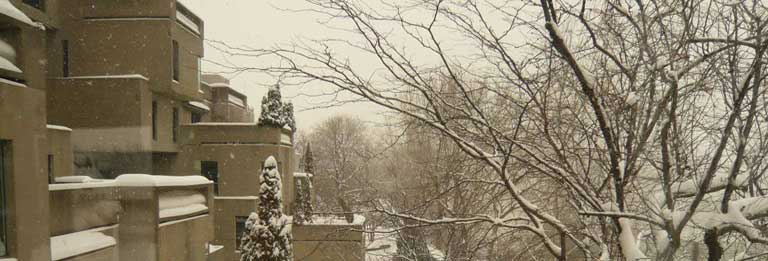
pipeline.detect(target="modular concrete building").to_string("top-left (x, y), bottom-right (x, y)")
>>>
top-left (44, 0), bottom-right (207, 178)
top-left (0, 0), bottom-right (367, 260)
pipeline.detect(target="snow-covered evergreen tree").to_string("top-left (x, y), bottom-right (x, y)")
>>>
top-left (293, 174), bottom-right (313, 224)
top-left (283, 102), bottom-right (296, 131)
top-left (239, 156), bottom-right (293, 261)
top-left (258, 84), bottom-right (296, 130)
top-left (303, 143), bottom-right (314, 174)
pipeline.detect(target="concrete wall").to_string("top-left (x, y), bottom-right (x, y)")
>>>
top-left (210, 87), bottom-right (252, 123)
top-left (47, 77), bottom-right (152, 151)
top-left (177, 124), bottom-right (296, 261)
top-left (210, 198), bottom-right (258, 261)
top-left (118, 184), bottom-right (213, 261)
top-left (0, 83), bottom-right (51, 261)
top-left (293, 224), bottom-right (366, 261)
top-left (158, 215), bottom-right (212, 261)
top-left (177, 124), bottom-right (295, 204)
top-left (47, 126), bottom-right (74, 179)
top-left (49, 186), bottom-right (120, 236)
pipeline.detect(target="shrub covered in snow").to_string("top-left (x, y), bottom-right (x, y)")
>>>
top-left (258, 84), bottom-right (295, 129)
top-left (239, 156), bottom-right (293, 261)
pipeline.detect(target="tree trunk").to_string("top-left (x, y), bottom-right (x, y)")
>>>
top-left (704, 229), bottom-right (722, 261)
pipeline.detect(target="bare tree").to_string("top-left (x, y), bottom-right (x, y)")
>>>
top-left (306, 115), bottom-right (375, 215)
top-left (208, 0), bottom-right (768, 259)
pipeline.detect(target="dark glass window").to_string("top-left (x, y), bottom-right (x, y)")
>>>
top-left (172, 41), bottom-right (179, 81)
top-left (0, 141), bottom-right (9, 256)
top-left (201, 161), bottom-right (218, 194)
top-left (62, 40), bottom-right (69, 77)
top-left (172, 107), bottom-right (179, 143)
top-left (22, 0), bottom-right (44, 10)
top-left (235, 216), bottom-right (248, 250)
top-left (47, 154), bottom-right (54, 184)
top-left (191, 112), bottom-right (202, 123)
top-left (152, 101), bottom-right (158, 140)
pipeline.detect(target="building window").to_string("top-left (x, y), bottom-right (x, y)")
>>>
top-left (22, 0), bottom-right (44, 10)
top-left (172, 107), bottom-right (179, 143)
top-left (152, 101), bottom-right (158, 141)
top-left (197, 57), bottom-right (202, 90)
top-left (228, 94), bottom-right (245, 107)
top-left (47, 154), bottom-right (54, 184)
top-left (191, 112), bottom-right (202, 123)
top-left (201, 161), bottom-right (218, 194)
top-left (0, 141), bottom-right (10, 256)
top-left (235, 216), bottom-right (248, 250)
top-left (62, 40), bottom-right (69, 77)
top-left (172, 41), bottom-right (179, 81)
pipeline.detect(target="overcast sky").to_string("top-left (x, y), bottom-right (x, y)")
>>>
top-left (179, 0), bottom-right (384, 132)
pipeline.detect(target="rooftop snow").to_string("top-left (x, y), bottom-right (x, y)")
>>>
top-left (50, 227), bottom-right (116, 260)
top-left (47, 124), bottom-right (73, 132)
top-left (115, 174), bottom-right (211, 187)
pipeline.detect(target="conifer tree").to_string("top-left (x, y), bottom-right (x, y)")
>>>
top-left (239, 156), bottom-right (293, 261)
top-left (258, 84), bottom-right (296, 130)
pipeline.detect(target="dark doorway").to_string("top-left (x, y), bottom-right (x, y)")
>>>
top-left (201, 161), bottom-right (218, 194)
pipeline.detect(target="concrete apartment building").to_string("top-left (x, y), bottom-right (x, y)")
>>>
top-left (0, 0), bottom-right (366, 260)
top-left (44, 0), bottom-right (207, 179)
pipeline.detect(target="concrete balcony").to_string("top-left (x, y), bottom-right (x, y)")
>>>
top-left (180, 123), bottom-right (292, 146)
top-left (47, 76), bottom-right (154, 153)
top-left (48, 174), bottom-right (214, 261)
top-left (293, 214), bottom-right (367, 261)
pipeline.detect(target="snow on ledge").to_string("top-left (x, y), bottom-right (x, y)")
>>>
top-left (159, 214), bottom-right (209, 228)
top-left (208, 244), bottom-right (224, 254)
top-left (293, 172), bottom-right (313, 178)
top-left (189, 122), bottom-right (259, 126)
top-left (311, 214), bottom-right (366, 226)
top-left (186, 101), bottom-right (210, 111)
top-left (115, 174), bottom-right (211, 187)
top-left (49, 180), bottom-right (116, 191)
top-left (0, 258), bottom-right (17, 261)
top-left (54, 74), bottom-right (150, 81)
top-left (50, 227), bottom-right (116, 261)
top-left (214, 196), bottom-right (258, 200)
top-left (159, 190), bottom-right (208, 219)
top-left (55, 176), bottom-right (95, 183)
top-left (159, 203), bottom-right (208, 219)
top-left (0, 77), bottom-right (25, 88)
top-left (0, 0), bottom-right (40, 28)
top-left (47, 124), bottom-right (73, 132)
top-left (208, 82), bottom-right (230, 88)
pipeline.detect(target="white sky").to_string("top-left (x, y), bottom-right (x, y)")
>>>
top-left (179, 0), bottom-right (385, 131)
